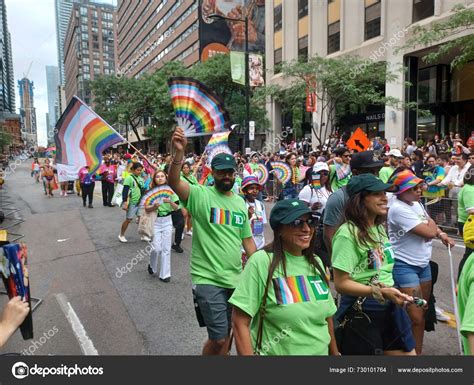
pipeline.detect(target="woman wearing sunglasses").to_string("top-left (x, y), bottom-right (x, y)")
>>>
top-left (229, 199), bottom-right (338, 355)
top-left (298, 162), bottom-right (332, 215)
top-left (332, 174), bottom-right (416, 355)
top-left (387, 168), bottom-right (455, 355)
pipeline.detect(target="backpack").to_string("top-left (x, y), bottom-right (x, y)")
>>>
top-left (463, 214), bottom-right (474, 249)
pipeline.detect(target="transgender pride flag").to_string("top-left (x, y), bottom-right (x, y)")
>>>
top-left (54, 96), bottom-right (124, 174)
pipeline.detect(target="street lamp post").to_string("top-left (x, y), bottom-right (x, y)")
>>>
top-left (208, 13), bottom-right (250, 154)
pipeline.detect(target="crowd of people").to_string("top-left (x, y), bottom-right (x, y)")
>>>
top-left (23, 129), bottom-right (474, 356)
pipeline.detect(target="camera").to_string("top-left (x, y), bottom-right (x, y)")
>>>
top-left (15, 364), bottom-right (28, 376)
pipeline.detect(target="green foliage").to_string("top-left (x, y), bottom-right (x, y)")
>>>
top-left (399, 4), bottom-right (474, 69)
top-left (90, 54), bottom-right (269, 147)
top-left (0, 129), bottom-right (11, 151)
top-left (263, 55), bottom-right (407, 145)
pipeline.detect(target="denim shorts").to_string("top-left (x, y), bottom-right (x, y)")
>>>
top-left (126, 203), bottom-right (140, 219)
top-left (393, 259), bottom-right (432, 288)
top-left (192, 284), bottom-right (233, 341)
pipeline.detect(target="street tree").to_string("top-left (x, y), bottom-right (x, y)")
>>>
top-left (264, 55), bottom-right (414, 146)
top-left (399, 4), bottom-right (474, 69)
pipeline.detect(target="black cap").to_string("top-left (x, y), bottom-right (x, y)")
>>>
top-left (211, 153), bottom-right (237, 170)
top-left (350, 151), bottom-right (385, 170)
top-left (269, 199), bottom-right (312, 230)
top-left (347, 174), bottom-right (396, 197)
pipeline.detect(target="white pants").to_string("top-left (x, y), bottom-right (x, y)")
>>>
top-left (150, 216), bottom-right (172, 279)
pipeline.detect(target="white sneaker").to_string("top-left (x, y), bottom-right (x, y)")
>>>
top-left (186, 230), bottom-right (193, 236)
top-left (118, 234), bottom-right (128, 243)
top-left (141, 235), bottom-right (151, 242)
top-left (435, 306), bottom-right (450, 322)
top-left (181, 233), bottom-right (185, 240)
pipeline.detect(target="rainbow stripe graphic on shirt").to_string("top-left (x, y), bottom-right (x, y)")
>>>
top-left (210, 208), bottom-right (232, 225)
top-left (272, 275), bottom-right (311, 305)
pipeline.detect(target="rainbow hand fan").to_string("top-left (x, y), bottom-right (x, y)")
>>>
top-left (168, 77), bottom-right (230, 137)
top-left (140, 185), bottom-right (175, 207)
top-left (207, 144), bottom-right (233, 165)
top-left (254, 163), bottom-right (269, 185)
top-left (299, 166), bottom-right (309, 182)
top-left (270, 161), bottom-right (292, 184)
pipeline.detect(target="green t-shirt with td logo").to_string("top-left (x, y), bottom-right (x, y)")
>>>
top-left (184, 184), bottom-right (253, 288)
top-left (229, 250), bottom-right (337, 355)
top-left (332, 222), bottom-right (395, 286)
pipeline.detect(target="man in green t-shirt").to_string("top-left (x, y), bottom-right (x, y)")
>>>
top-left (169, 127), bottom-right (257, 355)
top-left (119, 162), bottom-right (144, 243)
top-left (379, 149), bottom-right (403, 183)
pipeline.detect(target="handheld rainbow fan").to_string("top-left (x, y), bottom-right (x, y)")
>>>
top-left (299, 166), bottom-right (309, 182)
top-left (270, 161), bottom-right (292, 184)
top-left (207, 144), bottom-right (233, 165)
top-left (254, 163), bottom-right (269, 185)
top-left (168, 77), bottom-right (231, 137)
top-left (140, 185), bottom-right (175, 207)
top-left (311, 174), bottom-right (322, 189)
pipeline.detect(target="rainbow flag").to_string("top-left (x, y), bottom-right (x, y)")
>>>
top-left (205, 131), bottom-right (231, 153)
top-left (272, 276), bottom-right (311, 305)
top-left (54, 96), bottom-right (124, 172)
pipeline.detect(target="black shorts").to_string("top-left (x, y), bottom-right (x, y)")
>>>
top-left (192, 284), bottom-right (234, 341)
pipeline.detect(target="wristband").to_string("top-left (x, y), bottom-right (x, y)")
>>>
top-left (172, 158), bottom-right (183, 165)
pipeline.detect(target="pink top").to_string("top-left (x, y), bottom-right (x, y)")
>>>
top-left (98, 164), bottom-right (116, 183)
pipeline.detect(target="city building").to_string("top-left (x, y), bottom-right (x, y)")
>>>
top-left (265, 0), bottom-right (474, 149)
top-left (117, 0), bottom-right (199, 79)
top-left (0, 112), bottom-right (22, 152)
top-left (18, 78), bottom-right (37, 146)
top-left (0, 0), bottom-right (15, 113)
top-left (63, 1), bottom-right (118, 105)
top-left (45, 65), bottom-right (60, 141)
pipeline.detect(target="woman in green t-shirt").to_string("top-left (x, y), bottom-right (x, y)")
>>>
top-left (181, 162), bottom-right (198, 236)
top-left (332, 174), bottom-right (416, 356)
top-left (229, 199), bottom-right (338, 355)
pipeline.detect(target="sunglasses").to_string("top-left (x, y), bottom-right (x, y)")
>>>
top-left (287, 218), bottom-right (318, 228)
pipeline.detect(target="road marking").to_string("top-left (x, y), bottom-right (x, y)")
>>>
top-left (55, 293), bottom-right (99, 355)
top-left (441, 310), bottom-right (457, 330)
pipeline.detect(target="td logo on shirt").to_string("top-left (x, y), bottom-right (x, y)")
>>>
top-left (209, 208), bottom-right (244, 228)
top-left (307, 276), bottom-right (329, 300)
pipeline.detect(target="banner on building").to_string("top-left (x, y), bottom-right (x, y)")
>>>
top-left (199, 0), bottom-right (265, 62)
top-left (306, 90), bottom-right (317, 112)
top-left (231, 52), bottom-right (264, 87)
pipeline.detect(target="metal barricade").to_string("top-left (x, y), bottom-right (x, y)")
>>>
top-left (422, 196), bottom-right (459, 232)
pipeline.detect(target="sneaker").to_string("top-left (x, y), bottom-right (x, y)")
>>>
top-left (159, 277), bottom-right (171, 283)
top-left (118, 234), bottom-right (128, 243)
top-left (186, 230), bottom-right (193, 236)
top-left (141, 235), bottom-right (152, 242)
top-left (172, 244), bottom-right (183, 253)
top-left (435, 306), bottom-right (450, 322)
top-left (147, 264), bottom-right (154, 275)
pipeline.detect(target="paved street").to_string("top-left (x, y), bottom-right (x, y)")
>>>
top-left (1, 163), bottom-right (464, 355)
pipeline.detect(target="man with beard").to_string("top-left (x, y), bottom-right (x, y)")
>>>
top-left (168, 127), bottom-right (257, 355)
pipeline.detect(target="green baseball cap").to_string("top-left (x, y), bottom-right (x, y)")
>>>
top-left (346, 174), bottom-right (396, 197)
top-left (269, 199), bottom-right (312, 230)
top-left (211, 153), bottom-right (237, 170)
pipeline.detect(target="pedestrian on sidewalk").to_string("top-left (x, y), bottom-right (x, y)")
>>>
top-left (168, 128), bottom-right (256, 355)
top-left (78, 165), bottom-right (95, 208)
top-left (146, 170), bottom-right (179, 282)
top-left (119, 162), bottom-right (144, 243)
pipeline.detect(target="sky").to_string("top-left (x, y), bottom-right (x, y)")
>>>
top-left (6, 0), bottom-right (117, 147)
